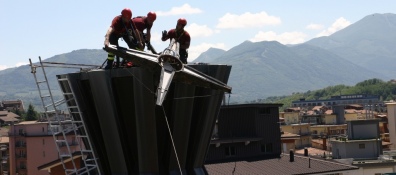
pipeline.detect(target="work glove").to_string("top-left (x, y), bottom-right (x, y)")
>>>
top-left (162, 30), bottom-right (167, 40)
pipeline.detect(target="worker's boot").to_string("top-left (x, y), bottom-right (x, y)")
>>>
top-left (104, 60), bottom-right (113, 69)
top-left (115, 56), bottom-right (120, 68)
top-left (105, 53), bottom-right (115, 69)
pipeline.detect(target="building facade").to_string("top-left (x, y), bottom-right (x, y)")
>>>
top-left (331, 120), bottom-right (382, 159)
top-left (207, 103), bottom-right (283, 163)
top-left (8, 121), bottom-right (80, 175)
top-left (292, 94), bottom-right (381, 108)
top-left (281, 123), bottom-right (312, 149)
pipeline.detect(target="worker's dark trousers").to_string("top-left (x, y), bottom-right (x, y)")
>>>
top-left (106, 34), bottom-right (138, 68)
top-left (179, 49), bottom-right (188, 64)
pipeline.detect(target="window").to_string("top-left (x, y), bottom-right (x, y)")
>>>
top-left (42, 127), bottom-right (44, 132)
top-left (359, 143), bottom-right (365, 149)
top-left (43, 151), bottom-right (45, 157)
top-left (261, 143), bottom-right (273, 153)
top-left (43, 139), bottom-right (45, 145)
top-left (225, 146), bottom-right (236, 157)
top-left (72, 137), bottom-right (77, 145)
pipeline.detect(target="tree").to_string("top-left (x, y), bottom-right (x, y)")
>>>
top-left (11, 108), bottom-right (25, 118)
top-left (25, 103), bottom-right (38, 121)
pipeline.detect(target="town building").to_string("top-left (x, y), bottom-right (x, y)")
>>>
top-left (281, 123), bottom-right (312, 149)
top-left (0, 100), bottom-right (25, 111)
top-left (0, 136), bottom-right (9, 175)
top-left (292, 94), bottom-right (382, 108)
top-left (0, 111), bottom-right (20, 126)
top-left (207, 103), bottom-right (283, 162)
top-left (206, 103), bottom-right (359, 174)
top-left (8, 121), bottom-right (81, 175)
top-left (331, 119), bottom-right (382, 159)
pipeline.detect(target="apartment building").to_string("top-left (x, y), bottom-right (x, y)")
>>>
top-left (281, 123), bottom-right (311, 149)
top-left (0, 100), bottom-right (24, 112)
top-left (0, 111), bottom-right (20, 126)
top-left (0, 136), bottom-right (9, 175)
top-left (292, 94), bottom-right (381, 108)
top-left (8, 121), bottom-right (80, 175)
top-left (279, 110), bottom-right (300, 125)
top-left (311, 124), bottom-right (347, 138)
top-left (331, 120), bottom-right (382, 159)
top-left (207, 103), bottom-right (283, 162)
top-left (206, 103), bottom-right (359, 174)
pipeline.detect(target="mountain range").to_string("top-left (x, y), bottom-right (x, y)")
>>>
top-left (0, 13), bottom-right (395, 108)
top-left (194, 13), bottom-right (395, 102)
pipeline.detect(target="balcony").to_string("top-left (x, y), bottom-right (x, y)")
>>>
top-left (16, 165), bottom-right (27, 174)
top-left (299, 131), bottom-right (312, 136)
top-left (2, 155), bottom-right (9, 161)
top-left (0, 145), bottom-right (7, 151)
top-left (15, 143), bottom-right (26, 148)
top-left (15, 154), bottom-right (26, 159)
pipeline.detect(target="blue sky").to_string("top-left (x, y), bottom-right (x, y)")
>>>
top-left (0, 1), bottom-right (395, 70)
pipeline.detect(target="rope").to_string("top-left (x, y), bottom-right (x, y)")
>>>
top-left (161, 105), bottom-right (183, 175)
top-left (125, 68), bottom-right (156, 95)
top-left (120, 68), bottom-right (231, 175)
top-left (173, 93), bottom-right (222, 100)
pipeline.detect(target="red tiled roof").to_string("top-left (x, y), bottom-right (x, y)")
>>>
top-left (281, 132), bottom-right (300, 138)
top-left (205, 154), bottom-right (358, 175)
top-left (0, 111), bottom-right (20, 122)
top-left (325, 110), bottom-right (333, 114)
top-left (312, 106), bottom-right (324, 110)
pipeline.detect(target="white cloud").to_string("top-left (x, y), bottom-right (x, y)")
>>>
top-left (216, 11), bottom-right (281, 29)
top-left (250, 31), bottom-right (307, 44)
top-left (156, 4), bottom-right (202, 16)
top-left (306, 23), bottom-right (324, 30)
top-left (188, 43), bottom-right (227, 61)
top-left (0, 62), bottom-right (30, 71)
top-left (316, 17), bottom-right (351, 37)
top-left (0, 65), bottom-right (8, 71)
top-left (16, 62), bottom-right (29, 67)
top-left (185, 23), bottom-right (217, 37)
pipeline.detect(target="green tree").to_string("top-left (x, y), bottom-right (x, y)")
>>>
top-left (25, 103), bottom-right (38, 121)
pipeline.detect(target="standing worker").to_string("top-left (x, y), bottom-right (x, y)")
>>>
top-left (103, 8), bottom-right (143, 69)
top-left (161, 18), bottom-right (191, 64)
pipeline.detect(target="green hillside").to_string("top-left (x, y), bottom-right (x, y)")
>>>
top-left (250, 78), bottom-right (396, 110)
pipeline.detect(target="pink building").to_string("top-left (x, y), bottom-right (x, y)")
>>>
top-left (8, 121), bottom-right (81, 175)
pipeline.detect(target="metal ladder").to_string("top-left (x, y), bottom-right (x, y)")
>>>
top-left (29, 57), bottom-right (101, 175)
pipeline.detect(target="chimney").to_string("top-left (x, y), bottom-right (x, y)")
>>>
top-left (322, 137), bottom-right (327, 150)
top-left (289, 149), bottom-right (294, 162)
top-left (304, 148), bottom-right (308, 156)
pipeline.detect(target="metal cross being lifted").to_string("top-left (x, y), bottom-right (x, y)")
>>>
top-left (156, 39), bottom-right (184, 105)
top-left (103, 39), bottom-right (232, 106)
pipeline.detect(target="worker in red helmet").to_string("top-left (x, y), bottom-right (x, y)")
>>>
top-left (161, 18), bottom-right (191, 64)
top-left (103, 8), bottom-right (143, 69)
top-left (133, 11), bottom-right (157, 44)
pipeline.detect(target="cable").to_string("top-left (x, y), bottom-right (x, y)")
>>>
top-left (125, 68), bottom-right (156, 95)
top-left (161, 105), bottom-right (183, 175)
top-left (173, 93), bottom-right (223, 100)
top-left (225, 93), bottom-right (237, 175)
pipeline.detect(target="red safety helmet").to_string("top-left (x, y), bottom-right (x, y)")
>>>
top-left (177, 18), bottom-right (187, 26)
top-left (121, 8), bottom-right (132, 19)
top-left (147, 11), bottom-right (157, 21)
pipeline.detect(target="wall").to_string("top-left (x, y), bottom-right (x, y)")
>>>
top-left (387, 103), bottom-right (396, 148)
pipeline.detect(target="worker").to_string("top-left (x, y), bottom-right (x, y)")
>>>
top-left (161, 18), bottom-right (191, 64)
top-left (133, 11), bottom-right (157, 45)
top-left (103, 8), bottom-right (143, 69)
